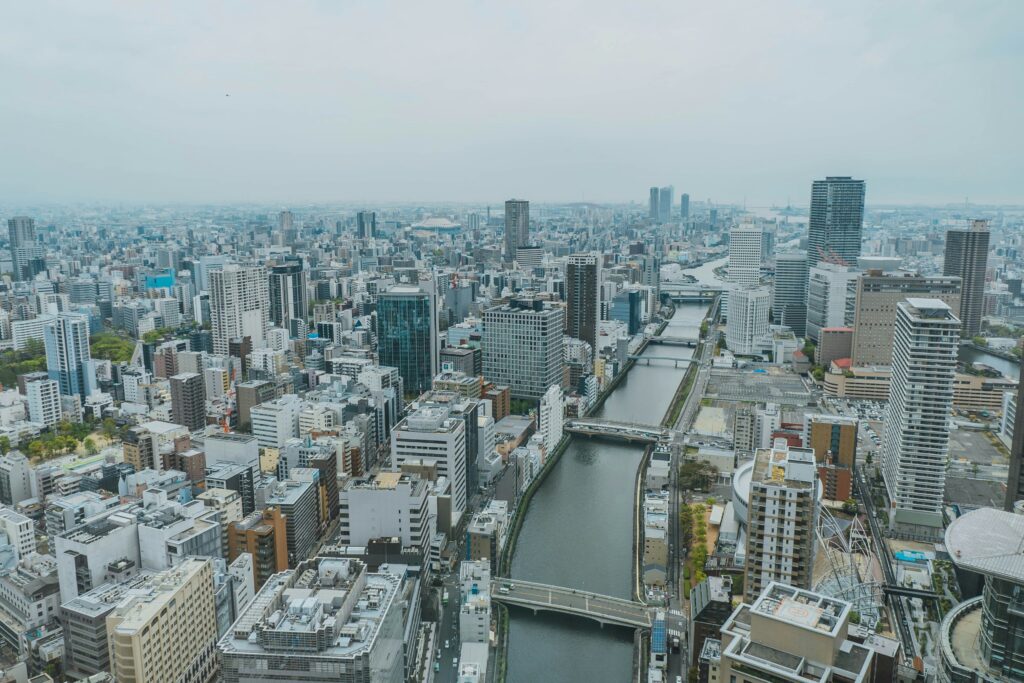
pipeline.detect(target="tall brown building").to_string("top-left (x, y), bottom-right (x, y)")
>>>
top-left (236, 379), bottom-right (276, 432)
top-left (566, 253), bottom-right (600, 352)
top-left (804, 414), bottom-right (858, 502)
top-left (122, 426), bottom-right (156, 471)
top-left (850, 271), bottom-right (961, 365)
top-left (170, 372), bottom-right (205, 432)
top-left (227, 507), bottom-right (288, 590)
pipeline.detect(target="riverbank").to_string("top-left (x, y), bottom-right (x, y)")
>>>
top-left (497, 302), bottom-right (708, 683)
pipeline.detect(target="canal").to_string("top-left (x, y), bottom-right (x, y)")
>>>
top-left (504, 299), bottom-right (710, 682)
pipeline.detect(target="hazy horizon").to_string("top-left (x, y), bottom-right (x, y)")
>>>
top-left (2, 1), bottom-right (1022, 206)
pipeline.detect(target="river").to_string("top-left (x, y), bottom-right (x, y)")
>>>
top-left (504, 300), bottom-right (710, 682)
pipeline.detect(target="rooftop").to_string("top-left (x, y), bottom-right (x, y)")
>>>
top-left (945, 507), bottom-right (1024, 583)
top-left (751, 583), bottom-right (849, 637)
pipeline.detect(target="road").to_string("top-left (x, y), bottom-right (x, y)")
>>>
top-left (494, 581), bottom-right (652, 627)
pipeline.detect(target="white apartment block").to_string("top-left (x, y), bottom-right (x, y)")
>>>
top-left (392, 405), bottom-right (467, 524)
top-left (26, 378), bottom-right (62, 428)
top-left (726, 286), bottom-right (770, 356)
top-left (881, 298), bottom-right (960, 536)
top-left (539, 384), bottom-right (564, 451)
top-left (250, 394), bottom-right (300, 449)
top-left (209, 264), bottom-right (269, 356)
top-left (0, 507), bottom-right (35, 561)
top-left (728, 223), bottom-right (764, 287)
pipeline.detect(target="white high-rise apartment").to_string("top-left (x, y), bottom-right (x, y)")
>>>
top-left (805, 262), bottom-right (859, 344)
top-left (881, 299), bottom-right (960, 536)
top-left (26, 377), bottom-right (62, 428)
top-left (726, 287), bottom-right (770, 356)
top-left (539, 384), bottom-right (564, 451)
top-left (210, 264), bottom-right (269, 356)
top-left (0, 508), bottom-right (35, 561)
top-left (483, 298), bottom-right (564, 401)
top-left (391, 405), bottom-right (467, 524)
top-left (728, 223), bottom-right (765, 287)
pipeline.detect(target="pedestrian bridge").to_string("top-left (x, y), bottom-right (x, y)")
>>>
top-left (491, 579), bottom-right (653, 629)
top-left (564, 418), bottom-right (679, 444)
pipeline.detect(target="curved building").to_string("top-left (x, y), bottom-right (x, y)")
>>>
top-left (940, 508), bottom-right (1024, 682)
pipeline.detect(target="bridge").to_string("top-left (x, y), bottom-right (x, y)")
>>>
top-left (628, 355), bottom-right (695, 367)
top-left (491, 579), bottom-right (653, 629)
top-left (564, 418), bottom-right (678, 444)
top-left (661, 283), bottom-right (724, 302)
top-left (645, 336), bottom-right (698, 347)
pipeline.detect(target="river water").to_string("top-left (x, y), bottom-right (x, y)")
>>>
top-left (504, 300), bottom-right (709, 682)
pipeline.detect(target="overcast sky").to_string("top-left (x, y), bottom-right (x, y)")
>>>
top-left (1, 1), bottom-right (1021, 206)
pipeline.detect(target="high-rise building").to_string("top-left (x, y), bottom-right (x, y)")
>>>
top-left (235, 379), bottom-right (276, 432)
top-left (658, 186), bottom-right (674, 222)
top-left (26, 377), bottom-right (62, 428)
top-left (392, 405), bottom-right (468, 524)
top-left (804, 414), bottom-right (859, 502)
top-left (339, 472), bottom-right (434, 557)
top-left (718, 583), bottom-right (879, 683)
top-left (806, 176), bottom-right (865, 269)
top-left (610, 289), bottom-right (642, 335)
top-left (726, 287), bottom-right (770, 356)
top-left (377, 285), bottom-right (438, 396)
top-left (539, 384), bottom-right (564, 451)
top-left (250, 394), bottom-right (300, 449)
top-left (106, 558), bottom-right (219, 683)
top-left (170, 372), bottom-right (206, 432)
top-left (483, 298), bottom-right (564, 401)
top-left (227, 507), bottom-right (288, 590)
top-left (261, 477), bottom-right (318, 568)
top-left (805, 263), bottom-right (859, 344)
top-left (276, 209), bottom-right (295, 245)
top-left (1004, 362), bottom-right (1024, 510)
top-left (217, 557), bottom-right (405, 683)
top-left (881, 299), bottom-right (960, 536)
top-left (8, 216), bottom-right (43, 282)
top-left (680, 193), bottom-right (690, 220)
top-left (772, 251), bottom-right (808, 336)
top-left (742, 439), bottom-right (820, 603)
top-left (566, 253), bottom-right (601, 351)
top-left (941, 508), bottom-right (1024, 682)
top-left (728, 223), bottom-right (764, 287)
top-left (850, 271), bottom-right (961, 365)
top-left (504, 199), bottom-right (529, 260)
top-left (0, 452), bottom-right (33, 507)
top-left (648, 187), bottom-right (659, 220)
top-left (43, 312), bottom-right (93, 399)
top-left (943, 219), bottom-right (990, 337)
top-left (268, 257), bottom-right (308, 331)
top-left (356, 210), bottom-right (376, 239)
top-left (210, 264), bottom-right (269, 356)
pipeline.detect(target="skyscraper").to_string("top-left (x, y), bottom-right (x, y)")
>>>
top-left (566, 253), bottom-right (601, 352)
top-left (680, 193), bottom-right (690, 220)
top-left (881, 299), bottom-right (960, 536)
top-left (726, 287), bottom-right (770, 356)
top-left (8, 216), bottom-right (44, 282)
top-left (850, 271), bottom-right (961, 365)
top-left (742, 439), bottom-right (819, 603)
top-left (210, 264), bottom-right (269, 356)
top-left (268, 257), bottom-right (308, 331)
top-left (648, 187), bottom-right (659, 220)
top-left (377, 285), bottom-right (438, 396)
top-left (1004, 361), bottom-right (1024, 510)
top-left (170, 372), bottom-right (206, 432)
top-left (728, 223), bottom-right (764, 287)
top-left (943, 219), bottom-right (990, 337)
top-left (805, 262), bottom-right (859, 344)
top-left (43, 313), bottom-right (93, 399)
top-left (806, 176), bottom-right (865, 269)
top-left (771, 251), bottom-right (808, 336)
top-left (356, 210), bottom-right (376, 239)
top-left (276, 209), bottom-right (295, 245)
top-left (658, 186), bottom-right (674, 222)
top-left (504, 199), bottom-right (529, 260)
top-left (483, 297), bottom-right (564, 401)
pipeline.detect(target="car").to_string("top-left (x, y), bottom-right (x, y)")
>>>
top-left (453, 657), bottom-right (459, 666)
top-left (444, 640), bottom-right (449, 649)
top-left (434, 662), bottom-right (440, 672)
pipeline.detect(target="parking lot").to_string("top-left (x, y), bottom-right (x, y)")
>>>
top-left (706, 369), bottom-right (812, 405)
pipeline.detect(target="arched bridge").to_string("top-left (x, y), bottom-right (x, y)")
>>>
top-left (491, 579), bottom-right (653, 629)
top-left (564, 418), bottom-right (680, 444)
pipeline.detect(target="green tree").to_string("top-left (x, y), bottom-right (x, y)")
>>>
top-left (0, 436), bottom-right (9, 455)
top-left (101, 418), bottom-right (117, 441)
top-left (83, 437), bottom-right (98, 455)
top-left (842, 498), bottom-right (858, 515)
top-left (26, 441), bottom-right (44, 460)
top-left (971, 336), bottom-right (988, 347)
